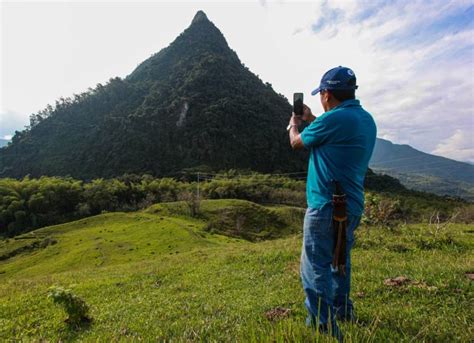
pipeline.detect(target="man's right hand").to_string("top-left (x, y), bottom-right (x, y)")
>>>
top-left (302, 104), bottom-right (316, 123)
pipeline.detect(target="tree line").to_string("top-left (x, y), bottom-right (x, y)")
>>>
top-left (0, 171), bottom-right (469, 237)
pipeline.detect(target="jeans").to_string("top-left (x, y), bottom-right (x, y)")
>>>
top-left (300, 202), bottom-right (361, 331)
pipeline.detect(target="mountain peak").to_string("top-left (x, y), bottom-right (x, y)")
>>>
top-left (191, 10), bottom-right (209, 24)
top-left (0, 8), bottom-right (303, 180)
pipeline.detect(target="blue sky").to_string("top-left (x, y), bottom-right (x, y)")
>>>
top-left (1, 0), bottom-right (473, 162)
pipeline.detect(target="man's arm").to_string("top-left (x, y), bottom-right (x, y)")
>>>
top-left (288, 104), bottom-right (316, 150)
top-left (289, 123), bottom-right (304, 150)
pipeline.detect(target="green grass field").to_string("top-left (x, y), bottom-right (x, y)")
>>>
top-left (1, 199), bottom-right (473, 342)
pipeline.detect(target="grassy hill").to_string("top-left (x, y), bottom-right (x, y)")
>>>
top-left (1, 199), bottom-right (473, 341)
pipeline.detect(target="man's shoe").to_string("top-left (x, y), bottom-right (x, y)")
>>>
top-left (319, 322), bottom-right (344, 342)
top-left (306, 315), bottom-right (344, 342)
top-left (336, 311), bottom-right (356, 323)
top-left (334, 304), bottom-right (356, 323)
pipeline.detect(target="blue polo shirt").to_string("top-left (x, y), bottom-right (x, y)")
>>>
top-left (300, 99), bottom-right (377, 216)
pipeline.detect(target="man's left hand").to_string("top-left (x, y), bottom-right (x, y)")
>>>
top-left (288, 113), bottom-right (304, 150)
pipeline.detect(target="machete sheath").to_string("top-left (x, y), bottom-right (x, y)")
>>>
top-left (332, 180), bottom-right (348, 276)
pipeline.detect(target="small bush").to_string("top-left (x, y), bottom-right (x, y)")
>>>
top-left (363, 194), bottom-right (404, 229)
top-left (415, 234), bottom-right (462, 251)
top-left (75, 202), bottom-right (91, 217)
top-left (454, 204), bottom-right (474, 224)
top-left (178, 191), bottom-right (201, 217)
top-left (47, 286), bottom-right (91, 325)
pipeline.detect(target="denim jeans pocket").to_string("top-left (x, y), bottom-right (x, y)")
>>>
top-left (303, 203), bottom-right (333, 240)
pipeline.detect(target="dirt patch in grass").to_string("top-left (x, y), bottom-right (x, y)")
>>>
top-left (264, 307), bottom-right (291, 321)
top-left (384, 276), bottom-right (437, 291)
top-left (384, 276), bottom-right (411, 287)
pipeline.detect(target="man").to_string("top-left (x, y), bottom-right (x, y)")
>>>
top-left (287, 66), bottom-right (377, 340)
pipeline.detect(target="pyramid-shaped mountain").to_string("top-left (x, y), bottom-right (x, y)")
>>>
top-left (0, 11), bottom-right (306, 179)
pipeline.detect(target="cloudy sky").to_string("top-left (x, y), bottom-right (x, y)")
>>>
top-left (1, 0), bottom-right (473, 162)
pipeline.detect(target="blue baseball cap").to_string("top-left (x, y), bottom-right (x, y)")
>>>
top-left (311, 66), bottom-right (358, 95)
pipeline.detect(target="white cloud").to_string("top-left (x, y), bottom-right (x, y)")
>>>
top-left (433, 129), bottom-right (474, 163)
top-left (297, 0), bottom-right (474, 162)
top-left (0, 110), bottom-right (29, 137)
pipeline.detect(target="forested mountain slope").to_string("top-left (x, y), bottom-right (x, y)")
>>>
top-left (0, 11), bottom-right (305, 179)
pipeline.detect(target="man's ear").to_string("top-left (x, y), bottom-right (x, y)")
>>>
top-left (325, 91), bottom-right (332, 102)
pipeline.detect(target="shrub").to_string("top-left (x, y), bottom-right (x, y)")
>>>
top-left (47, 286), bottom-right (91, 325)
top-left (363, 193), bottom-right (403, 228)
top-left (454, 204), bottom-right (474, 224)
top-left (178, 190), bottom-right (201, 217)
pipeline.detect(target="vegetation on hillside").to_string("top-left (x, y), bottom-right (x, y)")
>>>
top-left (370, 138), bottom-right (474, 200)
top-left (0, 170), bottom-right (469, 237)
top-left (145, 199), bottom-right (305, 241)
top-left (372, 168), bottom-right (474, 201)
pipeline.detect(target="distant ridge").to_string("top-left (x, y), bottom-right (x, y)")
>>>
top-left (370, 138), bottom-right (474, 200)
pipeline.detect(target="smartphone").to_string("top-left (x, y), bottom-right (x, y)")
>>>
top-left (293, 93), bottom-right (304, 116)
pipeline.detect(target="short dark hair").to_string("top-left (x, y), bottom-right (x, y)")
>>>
top-left (329, 89), bottom-right (356, 102)
top-left (326, 77), bottom-right (357, 102)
